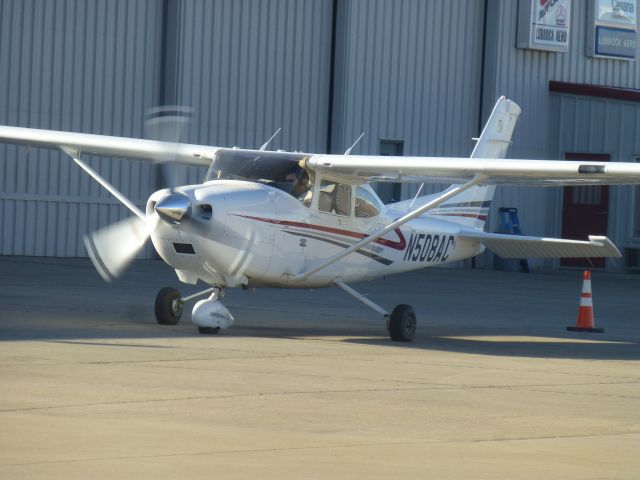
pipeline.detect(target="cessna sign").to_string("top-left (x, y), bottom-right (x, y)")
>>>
top-left (588, 0), bottom-right (638, 59)
top-left (518, 0), bottom-right (572, 52)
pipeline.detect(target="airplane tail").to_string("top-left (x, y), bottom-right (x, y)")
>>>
top-left (428, 97), bottom-right (521, 230)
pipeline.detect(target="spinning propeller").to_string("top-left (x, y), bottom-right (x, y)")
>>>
top-left (81, 106), bottom-right (196, 281)
top-left (82, 179), bottom-right (194, 282)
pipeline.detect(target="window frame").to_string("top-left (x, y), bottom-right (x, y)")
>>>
top-left (355, 185), bottom-right (382, 218)
top-left (314, 177), bottom-right (353, 217)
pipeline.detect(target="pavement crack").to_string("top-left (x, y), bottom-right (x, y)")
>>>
top-left (1, 431), bottom-right (638, 468)
top-left (2, 381), bottom-right (637, 413)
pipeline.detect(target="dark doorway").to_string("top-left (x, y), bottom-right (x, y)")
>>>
top-left (561, 153), bottom-right (610, 268)
top-left (375, 140), bottom-right (404, 204)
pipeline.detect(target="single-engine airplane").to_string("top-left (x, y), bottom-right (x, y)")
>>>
top-left (1, 97), bottom-right (640, 341)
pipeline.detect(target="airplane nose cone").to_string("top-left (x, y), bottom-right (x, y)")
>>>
top-left (154, 192), bottom-right (192, 224)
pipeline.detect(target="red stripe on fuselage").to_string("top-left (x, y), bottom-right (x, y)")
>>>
top-left (234, 214), bottom-right (407, 250)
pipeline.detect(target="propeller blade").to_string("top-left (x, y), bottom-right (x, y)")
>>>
top-left (83, 215), bottom-right (154, 282)
top-left (145, 105), bottom-right (193, 191)
top-left (158, 161), bottom-right (188, 191)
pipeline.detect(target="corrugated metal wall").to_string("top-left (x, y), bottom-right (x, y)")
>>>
top-left (174, 0), bottom-right (333, 152)
top-left (0, 0), bottom-right (333, 256)
top-left (331, 0), bottom-right (486, 198)
top-left (550, 94), bottom-right (640, 254)
top-left (0, 0), bottom-right (163, 257)
top-left (170, 0), bottom-right (333, 185)
top-left (1, 0), bottom-right (638, 270)
top-left (482, 0), bottom-right (640, 249)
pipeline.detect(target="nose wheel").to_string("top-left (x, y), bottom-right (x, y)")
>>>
top-left (155, 287), bottom-right (183, 325)
top-left (154, 285), bottom-right (234, 334)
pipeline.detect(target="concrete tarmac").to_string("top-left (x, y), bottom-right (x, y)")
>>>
top-left (1, 256), bottom-right (639, 479)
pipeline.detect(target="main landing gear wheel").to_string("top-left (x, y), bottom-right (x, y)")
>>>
top-left (388, 304), bottom-right (416, 342)
top-left (155, 287), bottom-right (182, 325)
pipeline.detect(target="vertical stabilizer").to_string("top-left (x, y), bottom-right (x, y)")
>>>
top-left (470, 96), bottom-right (521, 159)
top-left (429, 97), bottom-right (521, 230)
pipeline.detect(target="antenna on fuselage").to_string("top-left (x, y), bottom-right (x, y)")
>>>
top-left (260, 128), bottom-right (282, 151)
top-left (344, 132), bottom-right (366, 155)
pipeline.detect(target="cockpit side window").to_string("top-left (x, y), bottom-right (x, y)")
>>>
top-left (318, 180), bottom-right (351, 216)
top-left (355, 186), bottom-right (381, 217)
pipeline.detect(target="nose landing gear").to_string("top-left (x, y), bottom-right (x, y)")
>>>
top-left (154, 285), bottom-right (234, 334)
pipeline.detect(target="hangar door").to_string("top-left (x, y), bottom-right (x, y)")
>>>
top-left (561, 153), bottom-right (610, 268)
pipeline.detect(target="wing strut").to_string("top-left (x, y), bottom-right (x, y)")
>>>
top-left (293, 174), bottom-right (486, 280)
top-left (60, 146), bottom-right (145, 220)
top-left (333, 278), bottom-right (388, 317)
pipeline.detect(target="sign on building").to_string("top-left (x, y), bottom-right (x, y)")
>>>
top-left (588, 0), bottom-right (638, 59)
top-left (517, 0), bottom-right (572, 52)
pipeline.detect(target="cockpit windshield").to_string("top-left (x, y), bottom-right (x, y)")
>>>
top-left (206, 149), bottom-right (313, 202)
top-left (206, 149), bottom-right (309, 184)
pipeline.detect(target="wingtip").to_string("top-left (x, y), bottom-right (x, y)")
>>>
top-left (588, 235), bottom-right (622, 258)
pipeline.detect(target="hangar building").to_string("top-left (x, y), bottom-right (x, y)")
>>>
top-left (1, 0), bottom-right (638, 271)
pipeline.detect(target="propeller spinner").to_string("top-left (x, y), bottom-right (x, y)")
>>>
top-left (154, 192), bottom-right (192, 224)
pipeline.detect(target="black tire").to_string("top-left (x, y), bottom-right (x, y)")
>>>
top-left (388, 304), bottom-right (416, 342)
top-left (198, 327), bottom-right (220, 335)
top-left (155, 287), bottom-right (182, 325)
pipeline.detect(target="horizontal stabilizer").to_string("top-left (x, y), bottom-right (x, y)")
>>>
top-left (459, 231), bottom-right (621, 259)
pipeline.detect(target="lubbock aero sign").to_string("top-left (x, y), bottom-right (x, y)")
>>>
top-left (518, 0), bottom-right (572, 52)
top-left (588, 0), bottom-right (638, 60)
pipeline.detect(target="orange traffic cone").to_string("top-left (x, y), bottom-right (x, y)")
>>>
top-left (567, 270), bottom-right (604, 333)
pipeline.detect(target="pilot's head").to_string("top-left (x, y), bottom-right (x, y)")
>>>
top-left (285, 166), bottom-right (309, 195)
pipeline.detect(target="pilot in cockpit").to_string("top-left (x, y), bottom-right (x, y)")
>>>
top-left (284, 165), bottom-right (310, 200)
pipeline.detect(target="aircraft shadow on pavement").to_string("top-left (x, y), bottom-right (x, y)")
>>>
top-left (2, 314), bottom-right (638, 361)
top-left (345, 335), bottom-right (640, 361)
top-left (230, 322), bottom-right (640, 361)
top-left (2, 257), bottom-right (638, 360)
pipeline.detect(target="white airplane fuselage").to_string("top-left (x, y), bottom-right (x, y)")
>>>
top-left (148, 180), bottom-right (484, 289)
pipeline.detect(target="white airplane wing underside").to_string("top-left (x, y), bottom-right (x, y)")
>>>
top-left (3, 125), bottom-right (640, 187)
top-left (459, 231), bottom-right (621, 258)
top-left (0, 125), bottom-right (215, 166)
top-left (306, 155), bottom-right (640, 186)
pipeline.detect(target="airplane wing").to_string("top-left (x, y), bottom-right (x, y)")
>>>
top-left (0, 125), bottom-right (215, 166)
top-left (306, 155), bottom-right (640, 186)
top-left (458, 231), bottom-right (621, 258)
